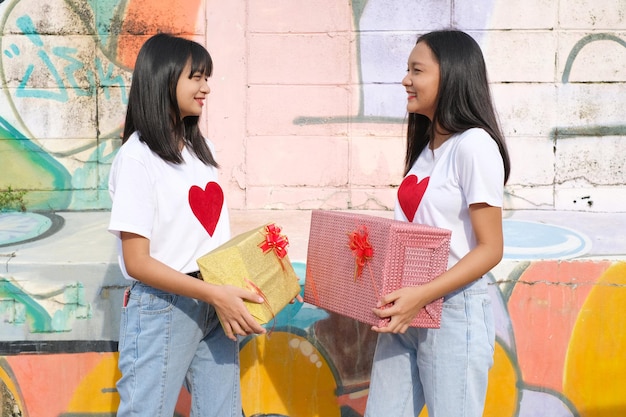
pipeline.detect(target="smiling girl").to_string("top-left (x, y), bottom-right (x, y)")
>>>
top-left (108, 33), bottom-right (266, 417)
top-left (365, 30), bottom-right (511, 417)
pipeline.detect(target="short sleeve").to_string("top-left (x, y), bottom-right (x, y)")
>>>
top-left (456, 129), bottom-right (504, 208)
top-left (108, 149), bottom-right (155, 239)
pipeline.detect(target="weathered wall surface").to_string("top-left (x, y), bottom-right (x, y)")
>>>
top-left (1, 1), bottom-right (625, 417)
top-left (1, 0), bottom-right (624, 212)
top-left (1, 209), bottom-right (626, 417)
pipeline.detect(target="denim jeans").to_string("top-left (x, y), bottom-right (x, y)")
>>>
top-left (116, 281), bottom-right (241, 417)
top-left (364, 280), bottom-right (495, 417)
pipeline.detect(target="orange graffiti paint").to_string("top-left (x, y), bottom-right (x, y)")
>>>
top-left (508, 260), bottom-right (611, 392)
top-left (117, 0), bottom-right (203, 68)
top-left (6, 353), bottom-right (105, 417)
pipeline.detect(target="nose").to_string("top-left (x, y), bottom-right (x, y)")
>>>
top-left (201, 80), bottom-right (210, 94)
top-left (402, 73), bottom-right (411, 86)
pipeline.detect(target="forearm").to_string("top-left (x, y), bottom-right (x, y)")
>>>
top-left (124, 253), bottom-right (218, 303)
top-left (120, 231), bottom-right (220, 303)
top-left (121, 236), bottom-right (266, 340)
top-left (420, 241), bottom-right (502, 304)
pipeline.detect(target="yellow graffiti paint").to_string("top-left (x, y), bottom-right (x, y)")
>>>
top-left (564, 262), bottom-right (626, 416)
top-left (240, 332), bottom-right (340, 417)
top-left (66, 353), bottom-right (121, 413)
top-left (484, 342), bottom-right (519, 417)
top-left (0, 359), bottom-right (26, 416)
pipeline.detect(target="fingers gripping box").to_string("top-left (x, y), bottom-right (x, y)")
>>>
top-left (197, 224), bottom-right (301, 325)
top-left (304, 210), bottom-right (451, 328)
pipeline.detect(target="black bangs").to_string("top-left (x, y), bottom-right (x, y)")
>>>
top-left (189, 42), bottom-right (213, 77)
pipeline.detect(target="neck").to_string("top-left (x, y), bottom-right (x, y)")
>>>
top-left (429, 130), bottom-right (451, 150)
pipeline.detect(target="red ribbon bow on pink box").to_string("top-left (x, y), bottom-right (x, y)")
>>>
top-left (348, 225), bottom-right (374, 280)
top-left (347, 225), bottom-right (381, 300)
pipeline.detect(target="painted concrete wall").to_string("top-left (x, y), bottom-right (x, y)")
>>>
top-left (1, 1), bottom-right (626, 417)
top-left (1, 0), bottom-right (625, 212)
top-left (1, 209), bottom-right (626, 417)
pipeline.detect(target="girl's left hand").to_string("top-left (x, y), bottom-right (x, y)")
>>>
top-left (371, 286), bottom-right (427, 334)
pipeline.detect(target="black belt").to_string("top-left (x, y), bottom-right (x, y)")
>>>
top-left (186, 271), bottom-right (202, 279)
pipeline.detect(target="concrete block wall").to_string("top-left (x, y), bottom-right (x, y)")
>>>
top-left (1, 0), bottom-right (624, 213)
top-left (1, 1), bottom-right (625, 416)
top-left (207, 0), bottom-right (626, 213)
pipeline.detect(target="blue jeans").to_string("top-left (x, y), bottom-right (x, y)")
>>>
top-left (364, 280), bottom-right (495, 417)
top-left (116, 281), bottom-right (241, 417)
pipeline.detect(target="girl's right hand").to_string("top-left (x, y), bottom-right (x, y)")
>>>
top-left (371, 286), bottom-right (427, 334)
top-left (208, 284), bottom-right (266, 341)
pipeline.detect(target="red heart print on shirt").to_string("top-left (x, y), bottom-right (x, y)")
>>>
top-left (398, 174), bottom-right (429, 222)
top-left (188, 182), bottom-right (224, 236)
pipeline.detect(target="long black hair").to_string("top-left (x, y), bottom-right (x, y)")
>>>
top-left (123, 33), bottom-right (218, 167)
top-left (404, 30), bottom-right (510, 184)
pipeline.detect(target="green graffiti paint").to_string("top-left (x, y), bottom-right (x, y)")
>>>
top-left (0, 117), bottom-right (72, 210)
top-left (0, 279), bottom-right (53, 332)
top-left (562, 33), bottom-right (626, 84)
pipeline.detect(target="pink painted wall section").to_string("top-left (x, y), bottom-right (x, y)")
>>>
top-left (238, 1), bottom-right (395, 210)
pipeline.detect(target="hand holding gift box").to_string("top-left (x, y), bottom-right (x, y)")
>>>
top-left (197, 224), bottom-right (301, 326)
top-left (304, 210), bottom-right (451, 328)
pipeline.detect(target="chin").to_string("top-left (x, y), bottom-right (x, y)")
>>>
top-left (406, 106), bottom-right (421, 114)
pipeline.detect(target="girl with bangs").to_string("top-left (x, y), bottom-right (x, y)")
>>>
top-left (109, 33), bottom-right (266, 417)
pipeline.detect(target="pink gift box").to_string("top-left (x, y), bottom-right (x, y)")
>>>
top-left (304, 210), bottom-right (451, 328)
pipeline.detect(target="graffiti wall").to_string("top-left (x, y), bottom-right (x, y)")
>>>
top-left (1, 0), bottom-right (624, 212)
top-left (2, 249), bottom-right (626, 417)
top-left (1, 0), bottom-right (625, 417)
top-left (0, 0), bottom-right (206, 210)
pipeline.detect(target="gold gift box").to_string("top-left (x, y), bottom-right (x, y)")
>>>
top-left (196, 224), bottom-right (301, 325)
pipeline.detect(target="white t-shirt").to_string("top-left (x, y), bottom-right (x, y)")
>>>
top-left (108, 132), bottom-right (231, 280)
top-left (394, 128), bottom-right (504, 268)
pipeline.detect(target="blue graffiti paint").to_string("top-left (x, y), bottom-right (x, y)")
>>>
top-left (3, 44), bottom-right (19, 58)
top-left (267, 261), bottom-right (328, 329)
top-left (0, 212), bottom-right (52, 246)
top-left (15, 15), bottom-right (42, 44)
top-left (0, 116), bottom-right (72, 209)
top-left (502, 220), bottom-right (591, 260)
top-left (13, 15), bottom-right (68, 101)
top-left (97, 56), bottom-right (128, 104)
top-left (54, 46), bottom-right (95, 97)
top-left (16, 49), bottom-right (69, 101)
top-left (11, 13), bottom-right (128, 103)
top-left (86, 0), bottom-right (125, 48)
